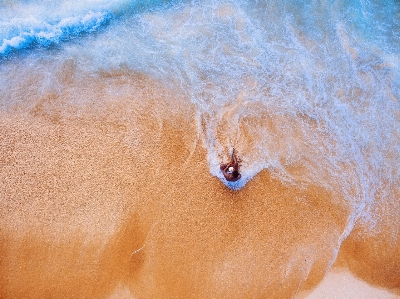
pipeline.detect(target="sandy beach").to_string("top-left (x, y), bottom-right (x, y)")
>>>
top-left (1, 69), bottom-right (399, 298)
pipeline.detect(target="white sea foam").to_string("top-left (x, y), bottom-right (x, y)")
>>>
top-left (0, 11), bottom-right (110, 54)
top-left (0, 0), bottom-right (175, 56)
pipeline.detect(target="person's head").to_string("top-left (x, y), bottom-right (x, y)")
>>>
top-left (228, 166), bottom-right (234, 173)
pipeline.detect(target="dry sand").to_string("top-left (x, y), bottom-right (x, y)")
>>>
top-left (301, 268), bottom-right (399, 299)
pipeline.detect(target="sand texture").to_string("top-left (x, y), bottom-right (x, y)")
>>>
top-left (1, 69), bottom-right (399, 299)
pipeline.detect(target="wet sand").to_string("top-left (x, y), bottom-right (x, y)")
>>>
top-left (301, 268), bottom-right (399, 299)
top-left (1, 69), bottom-right (399, 298)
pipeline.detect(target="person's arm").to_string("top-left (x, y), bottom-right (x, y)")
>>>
top-left (231, 148), bottom-right (236, 162)
top-left (231, 149), bottom-right (239, 170)
top-left (222, 169), bottom-right (232, 181)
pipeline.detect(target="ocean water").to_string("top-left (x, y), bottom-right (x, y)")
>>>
top-left (1, 0), bottom-right (399, 298)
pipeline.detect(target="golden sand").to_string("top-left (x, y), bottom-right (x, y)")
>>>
top-left (0, 69), bottom-right (399, 298)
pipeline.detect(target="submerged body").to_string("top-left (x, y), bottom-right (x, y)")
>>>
top-left (220, 149), bottom-right (242, 182)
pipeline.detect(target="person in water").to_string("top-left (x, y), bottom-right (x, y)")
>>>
top-left (220, 149), bottom-right (241, 182)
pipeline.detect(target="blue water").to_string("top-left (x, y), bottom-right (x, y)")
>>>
top-left (1, 0), bottom-right (400, 268)
top-left (0, 0), bottom-right (179, 55)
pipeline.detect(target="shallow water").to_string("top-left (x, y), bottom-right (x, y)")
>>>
top-left (0, 0), bottom-right (399, 298)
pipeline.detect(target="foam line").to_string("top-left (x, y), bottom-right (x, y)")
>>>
top-left (0, 11), bottom-right (111, 56)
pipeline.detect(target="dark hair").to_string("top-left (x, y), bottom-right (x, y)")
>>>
top-left (232, 170), bottom-right (239, 177)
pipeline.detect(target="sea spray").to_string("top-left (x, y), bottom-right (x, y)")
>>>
top-left (0, 0), bottom-right (179, 57)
